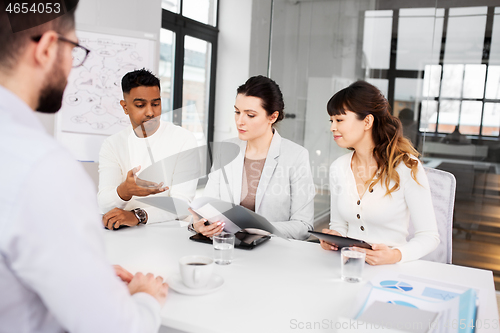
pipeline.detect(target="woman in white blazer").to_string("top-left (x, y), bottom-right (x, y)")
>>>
top-left (321, 81), bottom-right (439, 264)
top-left (189, 76), bottom-right (315, 240)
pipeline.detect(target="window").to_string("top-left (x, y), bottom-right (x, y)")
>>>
top-left (364, 6), bottom-right (500, 139)
top-left (182, 36), bottom-right (212, 144)
top-left (160, 1), bottom-right (218, 148)
top-left (159, 29), bottom-right (175, 122)
top-left (183, 0), bottom-right (217, 26)
top-left (159, 1), bottom-right (218, 185)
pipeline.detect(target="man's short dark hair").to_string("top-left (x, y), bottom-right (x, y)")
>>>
top-left (121, 69), bottom-right (161, 94)
top-left (0, 0), bottom-right (78, 71)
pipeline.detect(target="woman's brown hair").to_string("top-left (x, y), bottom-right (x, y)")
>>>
top-left (327, 80), bottom-right (420, 195)
top-left (237, 75), bottom-right (285, 125)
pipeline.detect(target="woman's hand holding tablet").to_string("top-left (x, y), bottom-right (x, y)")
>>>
top-left (318, 229), bottom-right (342, 251)
top-left (310, 229), bottom-right (373, 250)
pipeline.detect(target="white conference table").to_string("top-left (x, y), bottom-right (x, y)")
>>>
top-left (103, 223), bottom-right (499, 333)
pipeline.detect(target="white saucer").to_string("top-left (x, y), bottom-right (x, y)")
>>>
top-left (167, 274), bottom-right (224, 296)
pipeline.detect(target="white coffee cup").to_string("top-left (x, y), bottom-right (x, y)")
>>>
top-left (179, 255), bottom-right (214, 289)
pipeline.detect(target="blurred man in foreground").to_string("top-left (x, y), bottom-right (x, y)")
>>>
top-left (0, 1), bottom-right (167, 332)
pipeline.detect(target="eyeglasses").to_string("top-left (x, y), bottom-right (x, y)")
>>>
top-left (31, 34), bottom-right (91, 68)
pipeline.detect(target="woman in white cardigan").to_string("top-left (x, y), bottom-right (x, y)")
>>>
top-left (190, 76), bottom-right (315, 240)
top-left (321, 81), bottom-right (439, 264)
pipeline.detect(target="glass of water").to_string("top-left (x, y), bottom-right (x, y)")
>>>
top-left (340, 247), bottom-right (366, 282)
top-left (213, 232), bottom-right (235, 265)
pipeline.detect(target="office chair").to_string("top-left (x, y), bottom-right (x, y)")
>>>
top-left (408, 167), bottom-right (456, 264)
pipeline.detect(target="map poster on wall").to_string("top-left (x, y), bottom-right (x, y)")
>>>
top-left (58, 30), bottom-right (156, 136)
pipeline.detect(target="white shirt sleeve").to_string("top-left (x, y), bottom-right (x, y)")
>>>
top-left (97, 138), bottom-right (129, 213)
top-left (5, 149), bottom-right (162, 333)
top-left (396, 161), bottom-right (440, 263)
top-left (329, 161), bottom-right (348, 236)
top-left (97, 127), bottom-right (198, 223)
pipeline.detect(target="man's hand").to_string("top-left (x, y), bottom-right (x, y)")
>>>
top-left (319, 228), bottom-right (342, 251)
top-left (113, 265), bottom-right (133, 284)
top-left (103, 208), bottom-right (140, 230)
top-left (116, 166), bottom-right (168, 201)
top-left (127, 272), bottom-right (168, 306)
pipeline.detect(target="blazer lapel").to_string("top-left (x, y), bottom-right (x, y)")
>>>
top-left (228, 140), bottom-right (246, 205)
top-left (255, 131), bottom-right (281, 212)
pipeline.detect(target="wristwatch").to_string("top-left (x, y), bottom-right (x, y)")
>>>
top-left (132, 208), bottom-right (148, 225)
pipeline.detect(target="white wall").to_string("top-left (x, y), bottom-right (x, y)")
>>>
top-left (35, 0), bottom-right (162, 186)
top-left (213, 0), bottom-right (253, 142)
top-left (75, 0), bottom-right (161, 33)
top-left (36, 0), bottom-right (162, 135)
top-left (37, 0), bottom-right (257, 181)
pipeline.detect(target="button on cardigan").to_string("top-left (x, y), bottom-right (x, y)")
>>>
top-left (329, 152), bottom-right (440, 263)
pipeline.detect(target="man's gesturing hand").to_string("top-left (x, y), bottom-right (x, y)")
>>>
top-left (116, 166), bottom-right (168, 201)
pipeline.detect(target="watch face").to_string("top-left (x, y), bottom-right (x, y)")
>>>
top-left (135, 209), bottom-right (147, 223)
top-left (137, 209), bottom-right (146, 219)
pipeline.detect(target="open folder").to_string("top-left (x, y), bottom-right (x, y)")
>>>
top-left (137, 196), bottom-right (287, 239)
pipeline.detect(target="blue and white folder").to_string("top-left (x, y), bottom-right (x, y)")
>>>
top-left (352, 272), bottom-right (478, 333)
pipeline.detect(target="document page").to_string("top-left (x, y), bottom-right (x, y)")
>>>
top-left (137, 196), bottom-right (286, 238)
top-left (354, 272), bottom-right (478, 333)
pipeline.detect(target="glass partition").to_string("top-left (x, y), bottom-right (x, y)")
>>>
top-left (269, 0), bottom-right (500, 289)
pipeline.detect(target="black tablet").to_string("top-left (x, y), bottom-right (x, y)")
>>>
top-left (189, 231), bottom-right (271, 250)
top-left (308, 231), bottom-right (372, 250)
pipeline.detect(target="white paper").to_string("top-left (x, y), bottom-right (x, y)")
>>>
top-left (358, 301), bottom-right (438, 333)
top-left (137, 196), bottom-right (283, 237)
top-left (192, 202), bottom-right (241, 234)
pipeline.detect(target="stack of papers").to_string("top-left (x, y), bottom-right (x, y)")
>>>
top-left (350, 273), bottom-right (478, 333)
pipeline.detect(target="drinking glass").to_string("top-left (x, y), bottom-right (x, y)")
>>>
top-left (213, 232), bottom-right (234, 265)
top-left (340, 247), bottom-right (366, 282)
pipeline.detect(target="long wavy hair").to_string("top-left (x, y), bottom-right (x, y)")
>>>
top-left (327, 80), bottom-right (420, 195)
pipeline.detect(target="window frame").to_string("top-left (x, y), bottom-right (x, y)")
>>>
top-left (364, 5), bottom-right (500, 140)
top-left (161, 1), bottom-right (219, 147)
top-left (161, 1), bottom-right (219, 186)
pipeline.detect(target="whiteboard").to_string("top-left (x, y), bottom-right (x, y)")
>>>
top-left (56, 30), bottom-right (157, 161)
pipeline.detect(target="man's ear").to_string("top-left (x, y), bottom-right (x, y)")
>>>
top-left (33, 31), bottom-right (59, 70)
top-left (364, 114), bottom-right (374, 130)
top-left (120, 100), bottom-right (128, 114)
